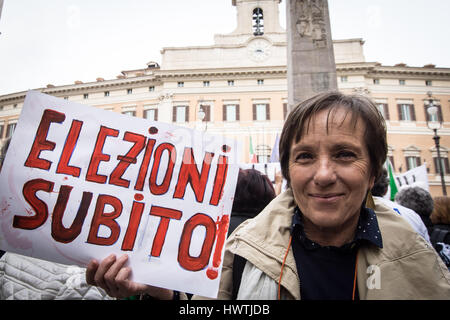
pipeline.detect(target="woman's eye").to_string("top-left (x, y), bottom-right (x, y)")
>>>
top-left (295, 153), bottom-right (313, 162)
top-left (336, 151), bottom-right (356, 160)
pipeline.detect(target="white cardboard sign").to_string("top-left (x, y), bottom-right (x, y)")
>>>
top-left (0, 91), bottom-right (240, 298)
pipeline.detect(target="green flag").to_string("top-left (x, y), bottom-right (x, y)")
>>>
top-left (387, 160), bottom-right (398, 201)
top-left (249, 136), bottom-right (258, 163)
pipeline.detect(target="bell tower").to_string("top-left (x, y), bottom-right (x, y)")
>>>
top-left (231, 0), bottom-right (284, 36)
top-left (215, 0), bottom-right (285, 45)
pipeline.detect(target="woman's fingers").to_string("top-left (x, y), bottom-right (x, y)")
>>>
top-left (86, 253), bottom-right (163, 299)
top-left (86, 259), bottom-right (99, 286)
top-left (93, 254), bottom-right (117, 295)
top-left (103, 254), bottom-right (129, 297)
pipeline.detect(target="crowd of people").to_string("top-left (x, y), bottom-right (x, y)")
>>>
top-left (1, 91), bottom-right (449, 300)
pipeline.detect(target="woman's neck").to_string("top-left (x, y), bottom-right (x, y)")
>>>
top-left (302, 214), bottom-right (360, 247)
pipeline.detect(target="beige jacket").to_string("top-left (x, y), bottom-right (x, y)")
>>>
top-left (212, 189), bottom-right (450, 300)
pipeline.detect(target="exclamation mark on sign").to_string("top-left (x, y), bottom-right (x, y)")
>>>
top-left (206, 214), bottom-right (230, 280)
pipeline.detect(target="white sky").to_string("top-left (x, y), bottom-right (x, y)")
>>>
top-left (0, 0), bottom-right (449, 96)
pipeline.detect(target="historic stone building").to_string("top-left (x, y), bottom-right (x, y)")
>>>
top-left (1, 0), bottom-right (449, 195)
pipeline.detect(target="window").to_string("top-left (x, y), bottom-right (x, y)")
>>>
top-left (373, 79), bottom-right (380, 85)
top-left (257, 79), bottom-right (264, 85)
top-left (227, 80), bottom-right (234, 86)
top-left (405, 156), bottom-right (421, 171)
top-left (83, 93), bottom-right (89, 99)
top-left (63, 97), bottom-right (69, 100)
top-left (203, 81), bottom-right (210, 87)
top-left (104, 91), bottom-right (110, 97)
top-left (13, 104), bottom-right (17, 108)
top-left (223, 104), bottom-right (240, 122)
top-left (253, 103), bottom-right (269, 121)
top-left (399, 79), bottom-right (406, 86)
top-left (122, 110), bottom-right (136, 117)
top-left (397, 104), bottom-right (416, 121)
top-left (6, 122), bottom-right (16, 138)
top-left (340, 76), bottom-right (348, 83)
top-left (127, 89), bottom-right (133, 95)
top-left (376, 103), bottom-right (390, 120)
top-left (149, 86), bottom-right (155, 92)
top-left (144, 108), bottom-right (158, 121)
top-left (426, 80), bottom-right (432, 86)
top-left (0, 123), bottom-right (4, 138)
top-left (173, 105), bottom-right (189, 123)
top-left (283, 103), bottom-right (288, 120)
top-left (177, 82), bottom-right (184, 87)
top-left (434, 157), bottom-right (450, 175)
top-left (252, 8), bottom-right (264, 36)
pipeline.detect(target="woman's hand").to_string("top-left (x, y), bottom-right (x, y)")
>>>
top-left (274, 171), bottom-right (283, 195)
top-left (86, 253), bottom-right (174, 299)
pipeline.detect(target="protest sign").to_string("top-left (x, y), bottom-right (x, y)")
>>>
top-left (384, 164), bottom-right (430, 200)
top-left (0, 91), bottom-right (240, 298)
top-left (395, 164), bottom-right (429, 191)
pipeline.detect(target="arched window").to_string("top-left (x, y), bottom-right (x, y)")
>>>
top-left (252, 8), bottom-right (264, 36)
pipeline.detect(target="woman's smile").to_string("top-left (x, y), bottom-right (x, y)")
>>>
top-left (309, 192), bottom-right (345, 203)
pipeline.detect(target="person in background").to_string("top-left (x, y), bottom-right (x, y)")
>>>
top-left (430, 196), bottom-right (450, 269)
top-left (228, 169), bottom-right (276, 236)
top-left (430, 196), bottom-right (450, 243)
top-left (371, 170), bottom-right (431, 243)
top-left (395, 186), bottom-right (434, 232)
top-left (274, 170), bottom-right (284, 196)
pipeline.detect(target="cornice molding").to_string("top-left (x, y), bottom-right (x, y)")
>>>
top-left (157, 67), bottom-right (287, 80)
top-left (2, 62), bottom-right (450, 104)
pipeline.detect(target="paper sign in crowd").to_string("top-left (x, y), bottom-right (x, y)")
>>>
top-left (0, 91), bottom-right (240, 298)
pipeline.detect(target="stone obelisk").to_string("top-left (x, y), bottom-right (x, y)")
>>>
top-left (286, 0), bottom-right (337, 111)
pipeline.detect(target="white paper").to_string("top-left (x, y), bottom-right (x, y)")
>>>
top-left (0, 91), bottom-right (240, 298)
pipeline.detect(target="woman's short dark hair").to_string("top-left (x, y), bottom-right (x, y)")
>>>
top-left (232, 169), bottom-right (276, 215)
top-left (279, 91), bottom-right (387, 186)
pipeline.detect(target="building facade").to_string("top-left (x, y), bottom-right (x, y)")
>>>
top-left (1, 0), bottom-right (450, 196)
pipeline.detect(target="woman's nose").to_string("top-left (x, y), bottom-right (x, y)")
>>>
top-left (313, 159), bottom-right (337, 187)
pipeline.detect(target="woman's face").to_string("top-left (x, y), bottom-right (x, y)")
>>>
top-left (288, 107), bottom-right (375, 233)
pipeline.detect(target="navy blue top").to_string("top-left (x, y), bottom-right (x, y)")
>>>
top-left (291, 206), bottom-right (383, 300)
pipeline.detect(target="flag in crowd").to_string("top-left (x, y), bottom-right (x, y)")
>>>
top-left (386, 159), bottom-right (398, 201)
top-left (269, 133), bottom-right (280, 163)
top-left (249, 136), bottom-right (258, 163)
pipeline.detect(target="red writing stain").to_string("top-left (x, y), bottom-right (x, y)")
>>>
top-left (206, 214), bottom-right (230, 280)
top-left (0, 200), bottom-right (10, 218)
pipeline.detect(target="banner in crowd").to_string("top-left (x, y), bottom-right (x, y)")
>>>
top-left (0, 91), bottom-right (240, 298)
top-left (395, 164), bottom-right (429, 191)
top-left (385, 164), bottom-right (430, 200)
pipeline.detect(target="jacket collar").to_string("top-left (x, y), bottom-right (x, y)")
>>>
top-left (291, 206), bottom-right (383, 251)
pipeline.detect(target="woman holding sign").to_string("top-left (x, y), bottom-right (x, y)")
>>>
top-left (86, 92), bottom-right (450, 299)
